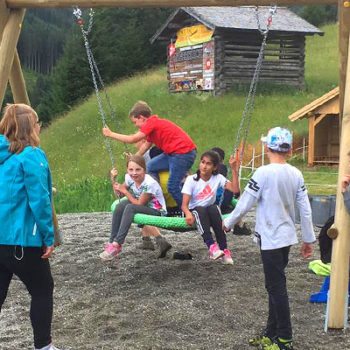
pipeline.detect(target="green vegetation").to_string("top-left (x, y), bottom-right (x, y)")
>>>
top-left (41, 23), bottom-right (339, 213)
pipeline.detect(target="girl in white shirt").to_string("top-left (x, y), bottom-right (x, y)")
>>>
top-left (100, 155), bottom-right (167, 261)
top-left (181, 150), bottom-right (239, 264)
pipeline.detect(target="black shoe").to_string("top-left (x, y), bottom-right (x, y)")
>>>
top-left (173, 251), bottom-right (193, 260)
top-left (233, 223), bottom-right (252, 236)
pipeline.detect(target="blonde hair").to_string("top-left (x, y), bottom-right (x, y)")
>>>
top-left (127, 155), bottom-right (146, 171)
top-left (129, 101), bottom-right (152, 118)
top-left (0, 103), bottom-right (40, 154)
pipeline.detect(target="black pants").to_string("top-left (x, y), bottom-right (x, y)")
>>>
top-left (192, 205), bottom-right (227, 250)
top-left (0, 245), bottom-right (54, 349)
top-left (261, 246), bottom-right (292, 340)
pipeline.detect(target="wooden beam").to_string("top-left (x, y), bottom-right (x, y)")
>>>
top-left (9, 52), bottom-right (30, 104)
top-left (308, 116), bottom-right (315, 166)
top-left (0, 8), bottom-right (25, 106)
top-left (339, 1), bottom-right (350, 117)
top-left (0, 0), bottom-right (29, 105)
top-left (5, 0), bottom-right (338, 9)
top-left (328, 30), bottom-right (350, 329)
top-left (314, 113), bottom-right (327, 126)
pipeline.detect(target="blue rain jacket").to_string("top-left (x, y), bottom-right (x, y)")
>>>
top-left (0, 135), bottom-right (54, 247)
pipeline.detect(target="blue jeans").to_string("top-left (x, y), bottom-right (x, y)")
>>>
top-left (147, 150), bottom-right (196, 207)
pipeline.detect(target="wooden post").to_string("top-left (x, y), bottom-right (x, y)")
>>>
top-left (308, 117), bottom-right (315, 166)
top-left (339, 1), bottom-right (350, 117)
top-left (328, 31), bottom-right (350, 329)
top-left (0, 8), bottom-right (25, 107)
top-left (0, 1), bottom-right (29, 106)
top-left (9, 52), bottom-right (30, 104)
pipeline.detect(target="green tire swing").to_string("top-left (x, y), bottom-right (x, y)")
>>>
top-left (110, 198), bottom-right (238, 231)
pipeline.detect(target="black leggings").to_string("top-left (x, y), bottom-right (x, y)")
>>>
top-left (192, 205), bottom-right (227, 250)
top-left (0, 245), bottom-right (54, 349)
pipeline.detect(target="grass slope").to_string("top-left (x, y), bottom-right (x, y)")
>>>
top-left (40, 24), bottom-right (338, 212)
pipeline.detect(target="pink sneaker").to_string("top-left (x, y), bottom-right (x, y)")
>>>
top-left (209, 243), bottom-right (224, 260)
top-left (222, 249), bottom-right (233, 265)
top-left (99, 242), bottom-right (121, 261)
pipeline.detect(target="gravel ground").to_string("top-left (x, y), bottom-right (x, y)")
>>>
top-left (0, 211), bottom-right (349, 350)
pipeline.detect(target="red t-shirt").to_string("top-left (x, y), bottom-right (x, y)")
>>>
top-left (140, 115), bottom-right (196, 154)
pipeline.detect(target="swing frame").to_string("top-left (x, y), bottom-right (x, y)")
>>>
top-left (0, 0), bottom-right (349, 330)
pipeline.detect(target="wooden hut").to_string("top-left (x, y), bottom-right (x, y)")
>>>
top-left (288, 87), bottom-right (340, 166)
top-left (151, 6), bottom-right (322, 94)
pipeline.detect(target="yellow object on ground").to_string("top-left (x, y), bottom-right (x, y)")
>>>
top-left (308, 260), bottom-right (331, 277)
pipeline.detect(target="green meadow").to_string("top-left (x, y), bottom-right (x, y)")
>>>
top-left (40, 24), bottom-right (339, 213)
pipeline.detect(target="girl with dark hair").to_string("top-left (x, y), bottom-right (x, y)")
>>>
top-left (0, 104), bottom-right (61, 350)
top-left (181, 151), bottom-right (239, 264)
top-left (100, 155), bottom-right (169, 261)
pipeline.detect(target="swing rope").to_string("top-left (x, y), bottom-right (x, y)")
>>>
top-left (73, 7), bottom-right (129, 168)
top-left (233, 5), bottom-right (277, 162)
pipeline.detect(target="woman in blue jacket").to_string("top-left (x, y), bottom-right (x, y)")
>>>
top-left (0, 104), bottom-right (60, 350)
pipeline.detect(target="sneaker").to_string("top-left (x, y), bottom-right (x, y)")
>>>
top-left (263, 338), bottom-right (294, 350)
top-left (137, 237), bottom-right (155, 251)
top-left (248, 334), bottom-right (273, 347)
top-left (222, 249), bottom-right (233, 265)
top-left (99, 242), bottom-right (121, 261)
top-left (209, 243), bottom-right (224, 260)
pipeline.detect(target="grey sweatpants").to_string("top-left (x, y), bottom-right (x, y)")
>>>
top-left (110, 199), bottom-right (161, 245)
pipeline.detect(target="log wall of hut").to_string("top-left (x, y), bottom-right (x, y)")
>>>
top-left (214, 29), bottom-right (305, 94)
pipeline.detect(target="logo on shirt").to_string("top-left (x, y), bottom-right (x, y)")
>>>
top-left (248, 179), bottom-right (260, 192)
top-left (195, 184), bottom-right (214, 200)
top-left (301, 184), bottom-right (306, 192)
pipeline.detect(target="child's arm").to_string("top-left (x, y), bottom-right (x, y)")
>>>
top-left (116, 184), bottom-right (152, 206)
top-left (181, 194), bottom-right (195, 226)
top-left (341, 175), bottom-right (350, 214)
top-left (224, 155), bottom-right (240, 195)
top-left (110, 168), bottom-right (123, 197)
top-left (223, 191), bottom-right (257, 231)
top-left (103, 125), bottom-right (146, 144)
top-left (110, 168), bottom-right (118, 183)
top-left (341, 174), bottom-right (350, 192)
top-left (296, 179), bottom-right (316, 258)
top-left (135, 140), bottom-right (152, 156)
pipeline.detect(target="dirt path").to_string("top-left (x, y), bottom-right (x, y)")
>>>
top-left (0, 212), bottom-right (349, 350)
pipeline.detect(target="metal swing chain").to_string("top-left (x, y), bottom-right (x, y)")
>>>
top-left (73, 8), bottom-right (129, 168)
top-left (232, 5), bottom-right (277, 162)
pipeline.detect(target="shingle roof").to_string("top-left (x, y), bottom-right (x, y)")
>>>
top-left (151, 6), bottom-right (323, 43)
top-left (288, 87), bottom-right (339, 122)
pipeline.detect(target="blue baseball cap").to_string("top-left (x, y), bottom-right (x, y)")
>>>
top-left (261, 127), bottom-right (292, 152)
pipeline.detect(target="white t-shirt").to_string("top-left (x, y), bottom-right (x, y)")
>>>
top-left (182, 173), bottom-right (227, 209)
top-left (224, 163), bottom-right (315, 250)
top-left (125, 173), bottom-right (167, 215)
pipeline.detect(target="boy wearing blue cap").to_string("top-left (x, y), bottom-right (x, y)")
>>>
top-left (223, 127), bottom-right (316, 350)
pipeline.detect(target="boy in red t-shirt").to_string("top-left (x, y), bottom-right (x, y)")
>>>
top-left (102, 101), bottom-right (197, 206)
